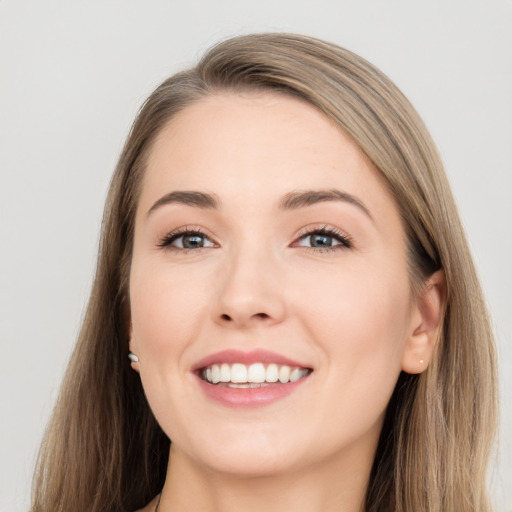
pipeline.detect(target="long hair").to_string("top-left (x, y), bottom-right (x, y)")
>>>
top-left (31, 33), bottom-right (498, 512)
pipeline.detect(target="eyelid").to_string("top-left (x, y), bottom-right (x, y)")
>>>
top-left (157, 224), bottom-right (353, 253)
top-left (157, 225), bottom-right (218, 250)
top-left (291, 225), bottom-right (353, 251)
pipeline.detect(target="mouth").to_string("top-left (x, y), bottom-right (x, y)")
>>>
top-left (193, 349), bottom-right (313, 407)
top-left (199, 362), bottom-right (312, 388)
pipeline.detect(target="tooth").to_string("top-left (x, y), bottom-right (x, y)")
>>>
top-left (203, 362), bottom-right (308, 385)
top-left (278, 365), bottom-right (291, 383)
top-left (248, 363), bottom-right (266, 383)
top-left (231, 363), bottom-right (248, 383)
top-left (266, 363), bottom-right (279, 382)
top-left (220, 363), bottom-right (230, 382)
top-left (289, 368), bottom-right (302, 382)
top-left (211, 364), bottom-right (221, 384)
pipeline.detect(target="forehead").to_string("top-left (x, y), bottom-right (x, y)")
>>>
top-left (140, 91), bottom-right (398, 220)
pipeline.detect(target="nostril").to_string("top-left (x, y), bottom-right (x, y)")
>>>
top-left (219, 312), bottom-right (269, 322)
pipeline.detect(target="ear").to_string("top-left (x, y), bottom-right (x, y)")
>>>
top-left (401, 269), bottom-right (446, 374)
top-left (128, 321), bottom-right (141, 374)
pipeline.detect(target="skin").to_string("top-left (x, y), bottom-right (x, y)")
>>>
top-left (129, 92), bottom-right (444, 512)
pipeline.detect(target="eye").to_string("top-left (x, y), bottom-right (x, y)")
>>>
top-left (293, 226), bottom-right (352, 252)
top-left (158, 228), bottom-right (216, 250)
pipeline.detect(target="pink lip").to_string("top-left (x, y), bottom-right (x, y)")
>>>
top-left (196, 378), bottom-right (310, 408)
top-left (191, 349), bottom-right (313, 409)
top-left (192, 349), bottom-right (310, 371)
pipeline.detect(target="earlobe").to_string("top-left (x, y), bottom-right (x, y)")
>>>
top-left (128, 348), bottom-right (141, 373)
top-left (128, 322), bottom-right (141, 373)
top-left (128, 351), bottom-right (140, 373)
top-left (401, 269), bottom-right (446, 374)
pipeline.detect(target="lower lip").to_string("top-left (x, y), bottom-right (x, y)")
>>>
top-left (196, 375), bottom-right (310, 408)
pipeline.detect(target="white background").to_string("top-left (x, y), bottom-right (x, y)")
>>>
top-left (0, 1), bottom-right (511, 510)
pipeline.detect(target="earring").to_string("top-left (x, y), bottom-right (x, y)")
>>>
top-left (419, 359), bottom-right (424, 364)
top-left (128, 352), bottom-right (139, 363)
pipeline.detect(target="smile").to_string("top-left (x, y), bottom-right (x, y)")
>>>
top-left (193, 349), bottom-right (313, 407)
top-left (201, 363), bottom-right (311, 387)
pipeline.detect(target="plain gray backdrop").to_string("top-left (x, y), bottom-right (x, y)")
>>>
top-left (1, 1), bottom-right (511, 510)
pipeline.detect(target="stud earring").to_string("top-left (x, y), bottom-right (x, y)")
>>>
top-left (128, 352), bottom-right (139, 363)
top-left (419, 359), bottom-right (424, 364)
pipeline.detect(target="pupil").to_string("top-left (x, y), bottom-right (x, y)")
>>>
top-left (183, 234), bottom-right (203, 248)
top-left (311, 234), bottom-right (332, 247)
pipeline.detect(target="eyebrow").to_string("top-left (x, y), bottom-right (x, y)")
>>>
top-left (147, 188), bottom-right (372, 220)
top-left (278, 189), bottom-right (372, 219)
top-left (147, 191), bottom-right (220, 215)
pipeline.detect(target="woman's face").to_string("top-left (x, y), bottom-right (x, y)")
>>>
top-left (129, 91), bottom-right (419, 477)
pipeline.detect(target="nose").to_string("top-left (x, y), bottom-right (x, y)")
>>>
top-left (213, 247), bottom-right (287, 329)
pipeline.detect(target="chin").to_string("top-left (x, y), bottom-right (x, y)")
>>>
top-left (172, 426), bottom-right (308, 478)
top-left (199, 449), bottom-right (297, 479)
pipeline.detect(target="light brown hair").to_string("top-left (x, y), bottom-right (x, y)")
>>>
top-left (31, 33), bottom-right (498, 512)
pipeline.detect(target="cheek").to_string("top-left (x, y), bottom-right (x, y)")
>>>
top-left (297, 255), bottom-right (409, 338)
top-left (129, 262), bottom-right (212, 436)
top-left (293, 260), bottom-right (410, 411)
top-left (130, 262), bottom-right (210, 358)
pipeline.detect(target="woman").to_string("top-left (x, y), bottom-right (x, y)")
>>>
top-left (31, 33), bottom-right (498, 512)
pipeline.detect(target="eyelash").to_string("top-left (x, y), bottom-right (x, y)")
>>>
top-left (157, 226), bottom-right (214, 253)
top-left (157, 225), bottom-right (353, 254)
top-left (294, 226), bottom-right (353, 253)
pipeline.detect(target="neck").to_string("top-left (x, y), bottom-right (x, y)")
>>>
top-left (158, 439), bottom-right (377, 512)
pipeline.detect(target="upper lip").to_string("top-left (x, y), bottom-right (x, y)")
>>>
top-left (191, 349), bottom-right (311, 372)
